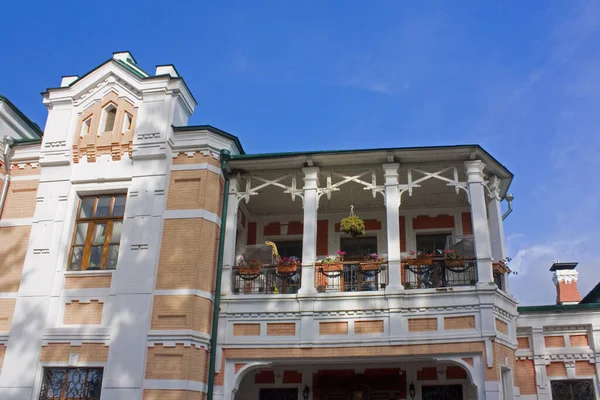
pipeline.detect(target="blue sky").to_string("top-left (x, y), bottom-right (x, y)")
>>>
top-left (2, 1), bottom-right (599, 305)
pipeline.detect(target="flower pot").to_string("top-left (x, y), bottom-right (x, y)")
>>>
top-left (239, 267), bottom-right (261, 276)
top-left (360, 262), bottom-right (381, 271)
top-left (317, 285), bottom-right (327, 293)
top-left (277, 264), bottom-right (298, 274)
top-left (445, 259), bottom-right (465, 268)
top-left (321, 262), bottom-right (343, 272)
top-left (407, 258), bottom-right (433, 266)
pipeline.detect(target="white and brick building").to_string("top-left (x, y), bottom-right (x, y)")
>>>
top-left (0, 52), bottom-right (598, 400)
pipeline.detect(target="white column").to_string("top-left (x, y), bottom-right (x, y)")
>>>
top-left (487, 176), bottom-right (509, 291)
top-left (383, 163), bottom-right (403, 292)
top-left (221, 177), bottom-right (240, 296)
top-left (298, 167), bottom-right (319, 295)
top-left (464, 160), bottom-right (494, 286)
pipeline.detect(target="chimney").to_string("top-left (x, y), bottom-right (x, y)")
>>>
top-left (551, 262), bottom-right (581, 305)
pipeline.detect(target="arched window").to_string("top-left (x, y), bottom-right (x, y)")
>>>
top-left (101, 104), bottom-right (117, 132)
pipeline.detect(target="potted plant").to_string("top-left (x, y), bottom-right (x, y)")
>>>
top-left (239, 259), bottom-right (262, 276)
top-left (277, 257), bottom-right (299, 274)
top-left (444, 249), bottom-right (464, 267)
top-left (406, 250), bottom-right (433, 266)
top-left (360, 253), bottom-right (384, 271)
top-left (340, 215), bottom-right (365, 237)
top-left (319, 251), bottom-right (345, 272)
top-left (493, 257), bottom-right (512, 274)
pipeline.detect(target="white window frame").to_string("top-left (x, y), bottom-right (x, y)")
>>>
top-left (80, 116), bottom-right (92, 137)
top-left (99, 103), bottom-right (118, 134)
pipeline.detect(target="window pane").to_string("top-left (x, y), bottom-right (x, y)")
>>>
top-left (110, 221), bottom-right (122, 244)
top-left (416, 234), bottom-right (448, 256)
top-left (340, 237), bottom-right (378, 258)
top-left (275, 241), bottom-right (303, 259)
top-left (80, 198), bottom-right (95, 218)
top-left (65, 369), bottom-right (85, 397)
top-left (107, 245), bottom-right (119, 269)
top-left (69, 247), bottom-right (84, 270)
top-left (93, 224), bottom-right (107, 245)
top-left (74, 223), bottom-right (88, 245)
top-left (88, 246), bottom-right (103, 269)
top-left (112, 195), bottom-right (126, 217)
top-left (105, 108), bottom-right (116, 131)
top-left (95, 197), bottom-right (111, 217)
top-left (86, 369), bottom-right (104, 398)
top-left (40, 368), bottom-right (67, 398)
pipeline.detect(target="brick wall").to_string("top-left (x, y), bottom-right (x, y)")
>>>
top-left (156, 219), bottom-right (219, 292)
top-left (233, 324), bottom-right (261, 336)
top-left (544, 336), bottom-right (565, 348)
top-left (412, 215), bottom-right (454, 230)
top-left (444, 316), bottom-right (475, 330)
top-left (145, 344), bottom-right (208, 382)
top-left (64, 300), bottom-right (103, 325)
top-left (461, 212), bottom-right (473, 235)
top-left (151, 295), bottom-right (212, 333)
top-left (515, 360), bottom-right (536, 395)
top-left (0, 225), bottom-right (31, 292)
top-left (40, 343), bottom-right (109, 363)
top-left (556, 282), bottom-right (581, 304)
top-left (485, 342), bottom-right (515, 381)
top-left (355, 320), bottom-right (384, 334)
top-left (143, 390), bottom-right (204, 400)
top-left (546, 362), bottom-right (567, 377)
top-left (408, 318), bottom-right (437, 332)
top-left (495, 318), bottom-right (508, 335)
top-left (2, 180), bottom-right (39, 219)
top-left (172, 152), bottom-right (221, 168)
top-left (316, 220), bottom-right (328, 256)
top-left (0, 299), bottom-right (16, 331)
top-left (319, 322), bottom-right (348, 335)
top-left (517, 337), bottom-right (530, 349)
top-left (166, 170), bottom-right (222, 215)
top-left (64, 275), bottom-right (112, 289)
top-left (576, 361), bottom-right (595, 376)
top-left (266, 323), bottom-right (296, 336)
top-left (570, 334), bottom-right (589, 347)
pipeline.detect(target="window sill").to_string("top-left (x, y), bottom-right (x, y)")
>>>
top-left (64, 269), bottom-right (115, 277)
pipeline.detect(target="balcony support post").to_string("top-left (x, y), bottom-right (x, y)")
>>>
top-left (465, 160), bottom-right (494, 287)
top-left (298, 167), bottom-right (319, 296)
top-left (383, 163), bottom-right (404, 293)
top-left (222, 176), bottom-right (240, 296)
top-left (487, 175), bottom-right (509, 291)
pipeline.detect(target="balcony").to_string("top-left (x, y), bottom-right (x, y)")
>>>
top-left (402, 258), bottom-right (478, 290)
top-left (316, 261), bottom-right (388, 293)
top-left (231, 264), bottom-right (301, 294)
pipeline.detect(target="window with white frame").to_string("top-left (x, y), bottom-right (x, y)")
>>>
top-left (100, 103), bottom-right (117, 132)
top-left (80, 117), bottom-right (92, 136)
top-left (68, 194), bottom-right (126, 271)
top-left (39, 367), bottom-right (103, 400)
top-left (122, 112), bottom-right (133, 133)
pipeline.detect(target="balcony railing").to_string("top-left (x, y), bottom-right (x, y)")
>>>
top-left (232, 265), bottom-right (301, 294)
top-left (316, 262), bottom-right (388, 293)
top-left (403, 258), bottom-right (477, 289)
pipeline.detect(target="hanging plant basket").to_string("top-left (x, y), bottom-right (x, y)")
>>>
top-left (320, 262), bottom-right (344, 273)
top-left (340, 215), bottom-right (365, 237)
top-left (238, 260), bottom-right (263, 278)
top-left (445, 259), bottom-right (465, 268)
top-left (407, 258), bottom-right (433, 266)
top-left (360, 261), bottom-right (382, 271)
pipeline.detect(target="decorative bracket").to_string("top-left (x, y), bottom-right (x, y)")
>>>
top-left (235, 173), bottom-right (304, 207)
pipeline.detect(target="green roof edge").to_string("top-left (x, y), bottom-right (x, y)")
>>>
top-left (518, 303), bottom-right (600, 313)
top-left (229, 144), bottom-right (513, 178)
top-left (0, 95), bottom-right (43, 137)
top-left (172, 125), bottom-right (245, 154)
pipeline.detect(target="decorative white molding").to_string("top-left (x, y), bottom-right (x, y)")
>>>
top-left (154, 289), bottom-right (214, 301)
top-left (41, 327), bottom-right (111, 346)
top-left (147, 330), bottom-right (211, 349)
top-left (163, 209), bottom-right (221, 226)
top-left (0, 218), bottom-right (33, 227)
top-left (171, 162), bottom-right (222, 176)
top-left (236, 173), bottom-right (303, 206)
top-left (143, 379), bottom-right (207, 393)
top-left (553, 269), bottom-right (579, 285)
